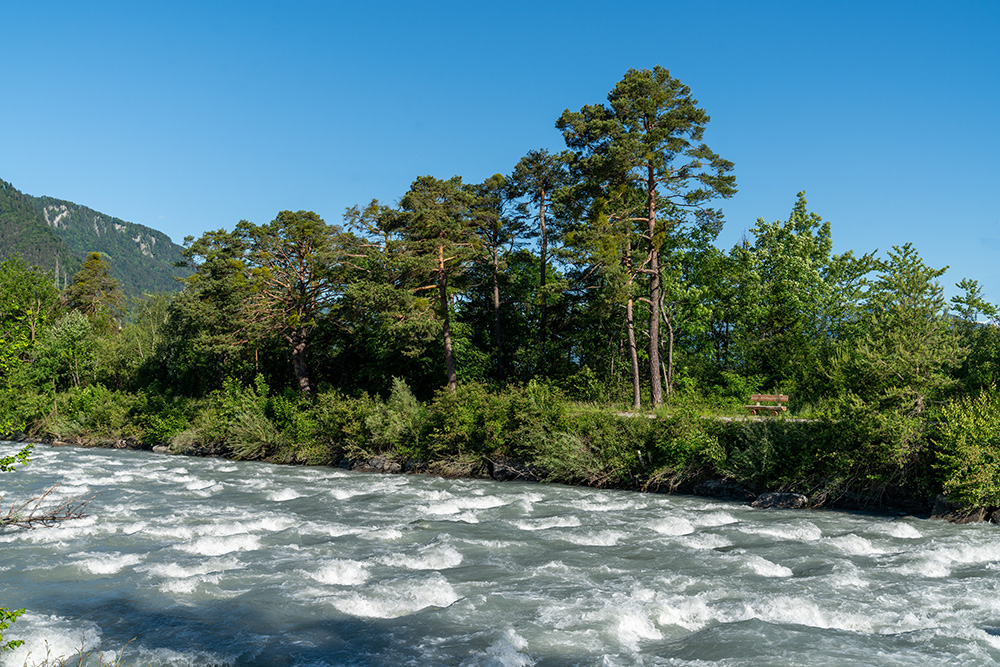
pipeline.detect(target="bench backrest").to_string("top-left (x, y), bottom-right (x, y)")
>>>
top-left (749, 394), bottom-right (788, 403)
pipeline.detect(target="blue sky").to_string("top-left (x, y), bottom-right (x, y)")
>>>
top-left (3, 1), bottom-right (998, 302)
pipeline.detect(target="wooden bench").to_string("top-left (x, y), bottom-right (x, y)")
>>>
top-left (745, 394), bottom-right (788, 415)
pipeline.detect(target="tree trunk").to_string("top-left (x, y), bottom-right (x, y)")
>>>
top-left (538, 189), bottom-right (548, 367)
top-left (439, 244), bottom-right (458, 392)
top-left (647, 164), bottom-right (663, 406)
top-left (492, 250), bottom-right (505, 380)
top-left (291, 328), bottom-right (311, 396)
top-left (626, 296), bottom-right (641, 410)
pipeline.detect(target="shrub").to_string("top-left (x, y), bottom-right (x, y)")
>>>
top-left (424, 382), bottom-right (502, 459)
top-left (934, 387), bottom-right (1000, 508)
top-left (646, 415), bottom-right (725, 488)
top-left (365, 378), bottom-right (426, 456)
top-left (532, 411), bottom-right (647, 487)
top-left (308, 391), bottom-right (383, 463)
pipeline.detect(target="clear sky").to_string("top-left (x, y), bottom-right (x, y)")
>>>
top-left (3, 1), bottom-right (998, 302)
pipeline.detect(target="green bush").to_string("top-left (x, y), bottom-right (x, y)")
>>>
top-left (51, 385), bottom-right (138, 439)
top-left (646, 415), bottom-right (725, 485)
top-left (935, 387), bottom-right (1000, 508)
top-left (501, 380), bottom-right (568, 457)
top-left (130, 391), bottom-right (192, 445)
top-left (307, 391), bottom-right (383, 464)
top-left (532, 411), bottom-right (646, 487)
top-left (424, 382), bottom-right (503, 458)
top-left (365, 378), bottom-right (426, 456)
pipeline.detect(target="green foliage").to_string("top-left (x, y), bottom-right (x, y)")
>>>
top-left (935, 388), bottom-right (1000, 508)
top-left (0, 180), bottom-right (76, 278)
top-left (0, 605), bottom-right (24, 653)
top-left (720, 402), bottom-right (934, 504)
top-left (835, 243), bottom-right (963, 416)
top-left (28, 312), bottom-right (98, 390)
top-left (365, 378), bottom-right (427, 455)
top-left (308, 391), bottom-right (382, 463)
top-left (62, 252), bottom-right (125, 327)
top-left (32, 193), bottom-right (190, 297)
top-left (727, 194), bottom-right (867, 397)
top-left (216, 376), bottom-right (282, 460)
top-left (0, 444), bottom-right (32, 473)
top-left (51, 385), bottom-right (138, 439)
top-left (425, 381), bottom-right (502, 458)
top-left (532, 411), bottom-right (721, 489)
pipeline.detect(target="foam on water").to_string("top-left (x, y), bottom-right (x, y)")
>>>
top-left (824, 561), bottom-right (871, 589)
top-left (0, 613), bottom-right (102, 667)
top-left (690, 510), bottom-right (738, 527)
top-left (381, 544), bottom-right (464, 570)
top-left (891, 537), bottom-right (1000, 579)
top-left (72, 551), bottom-right (144, 575)
top-left (6, 444), bottom-right (1000, 665)
top-left (299, 520), bottom-right (365, 538)
top-left (575, 498), bottom-right (637, 512)
top-left (331, 573), bottom-right (461, 618)
top-left (307, 559), bottom-right (371, 585)
top-left (562, 530), bottom-right (625, 546)
top-left (741, 594), bottom-right (884, 633)
top-left (649, 516), bottom-right (695, 536)
top-left (458, 629), bottom-right (535, 667)
top-left (740, 520), bottom-right (823, 541)
top-left (185, 479), bottom-right (218, 491)
top-left (825, 533), bottom-right (884, 556)
top-left (175, 533), bottom-right (262, 556)
top-left (422, 494), bottom-right (508, 516)
top-left (511, 516), bottom-right (582, 531)
top-left (677, 532), bottom-right (731, 550)
top-left (122, 647), bottom-right (236, 667)
top-left (11, 515), bottom-right (101, 545)
top-left (141, 557), bottom-right (242, 579)
top-left (329, 487), bottom-right (366, 500)
top-left (363, 527), bottom-right (404, 541)
top-left (656, 595), bottom-right (717, 631)
top-left (879, 521), bottom-right (923, 539)
top-left (738, 553), bottom-right (793, 578)
top-left (266, 488), bottom-right (303, 501)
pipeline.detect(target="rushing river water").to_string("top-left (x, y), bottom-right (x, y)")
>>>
top-left (1, 443), bottom-right (1000, 666)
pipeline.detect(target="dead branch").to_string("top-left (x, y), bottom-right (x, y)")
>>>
top-left (0, 484), bottom-right (94, 529)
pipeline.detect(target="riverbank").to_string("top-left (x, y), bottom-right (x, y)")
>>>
top-left (6, 379), bottom-right (996, 523)
top-left (10, 418), bottom-right (952, 523)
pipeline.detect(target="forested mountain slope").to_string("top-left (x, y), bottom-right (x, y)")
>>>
top-left (0, 178), bottom-right (190, 295)
top-left (0, 180), bottom-right (76, 282)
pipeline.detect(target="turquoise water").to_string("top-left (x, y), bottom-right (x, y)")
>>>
top-left (1, 443), bottom-right (999, 666)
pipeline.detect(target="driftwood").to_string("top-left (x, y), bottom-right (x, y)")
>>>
top-left (0, 484), bottom-right (94, 529)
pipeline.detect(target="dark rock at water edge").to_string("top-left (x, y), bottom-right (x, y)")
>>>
top-left (342, 455), bottom-right (403, 474)
top-left (752, 492), bottom-right (809, 509)
top-left (692, 478), bottom-right (755, 502)
top-left (486, 457), bottom-right (538, 482)
top-left (930, 494), bottom-right (997, 524)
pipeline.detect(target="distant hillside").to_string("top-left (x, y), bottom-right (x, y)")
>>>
top-left (0, 178), bottom-right (191, 296)
top-left (0, 180), bottom-right (77, 281)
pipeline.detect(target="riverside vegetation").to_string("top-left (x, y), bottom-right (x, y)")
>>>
top-left (3, 66), bottom-right (1000, 522)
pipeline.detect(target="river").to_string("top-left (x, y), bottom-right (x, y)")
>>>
top-left (0, 443), bottom-right (998, 666)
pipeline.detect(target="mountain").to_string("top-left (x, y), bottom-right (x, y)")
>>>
top-left (0, 180), bottom-right (77, 281)
top-left (0, 178), bottom-right (191, 296)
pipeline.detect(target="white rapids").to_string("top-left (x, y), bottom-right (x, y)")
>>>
top-left (1, 443), bottom-right (999, 666)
